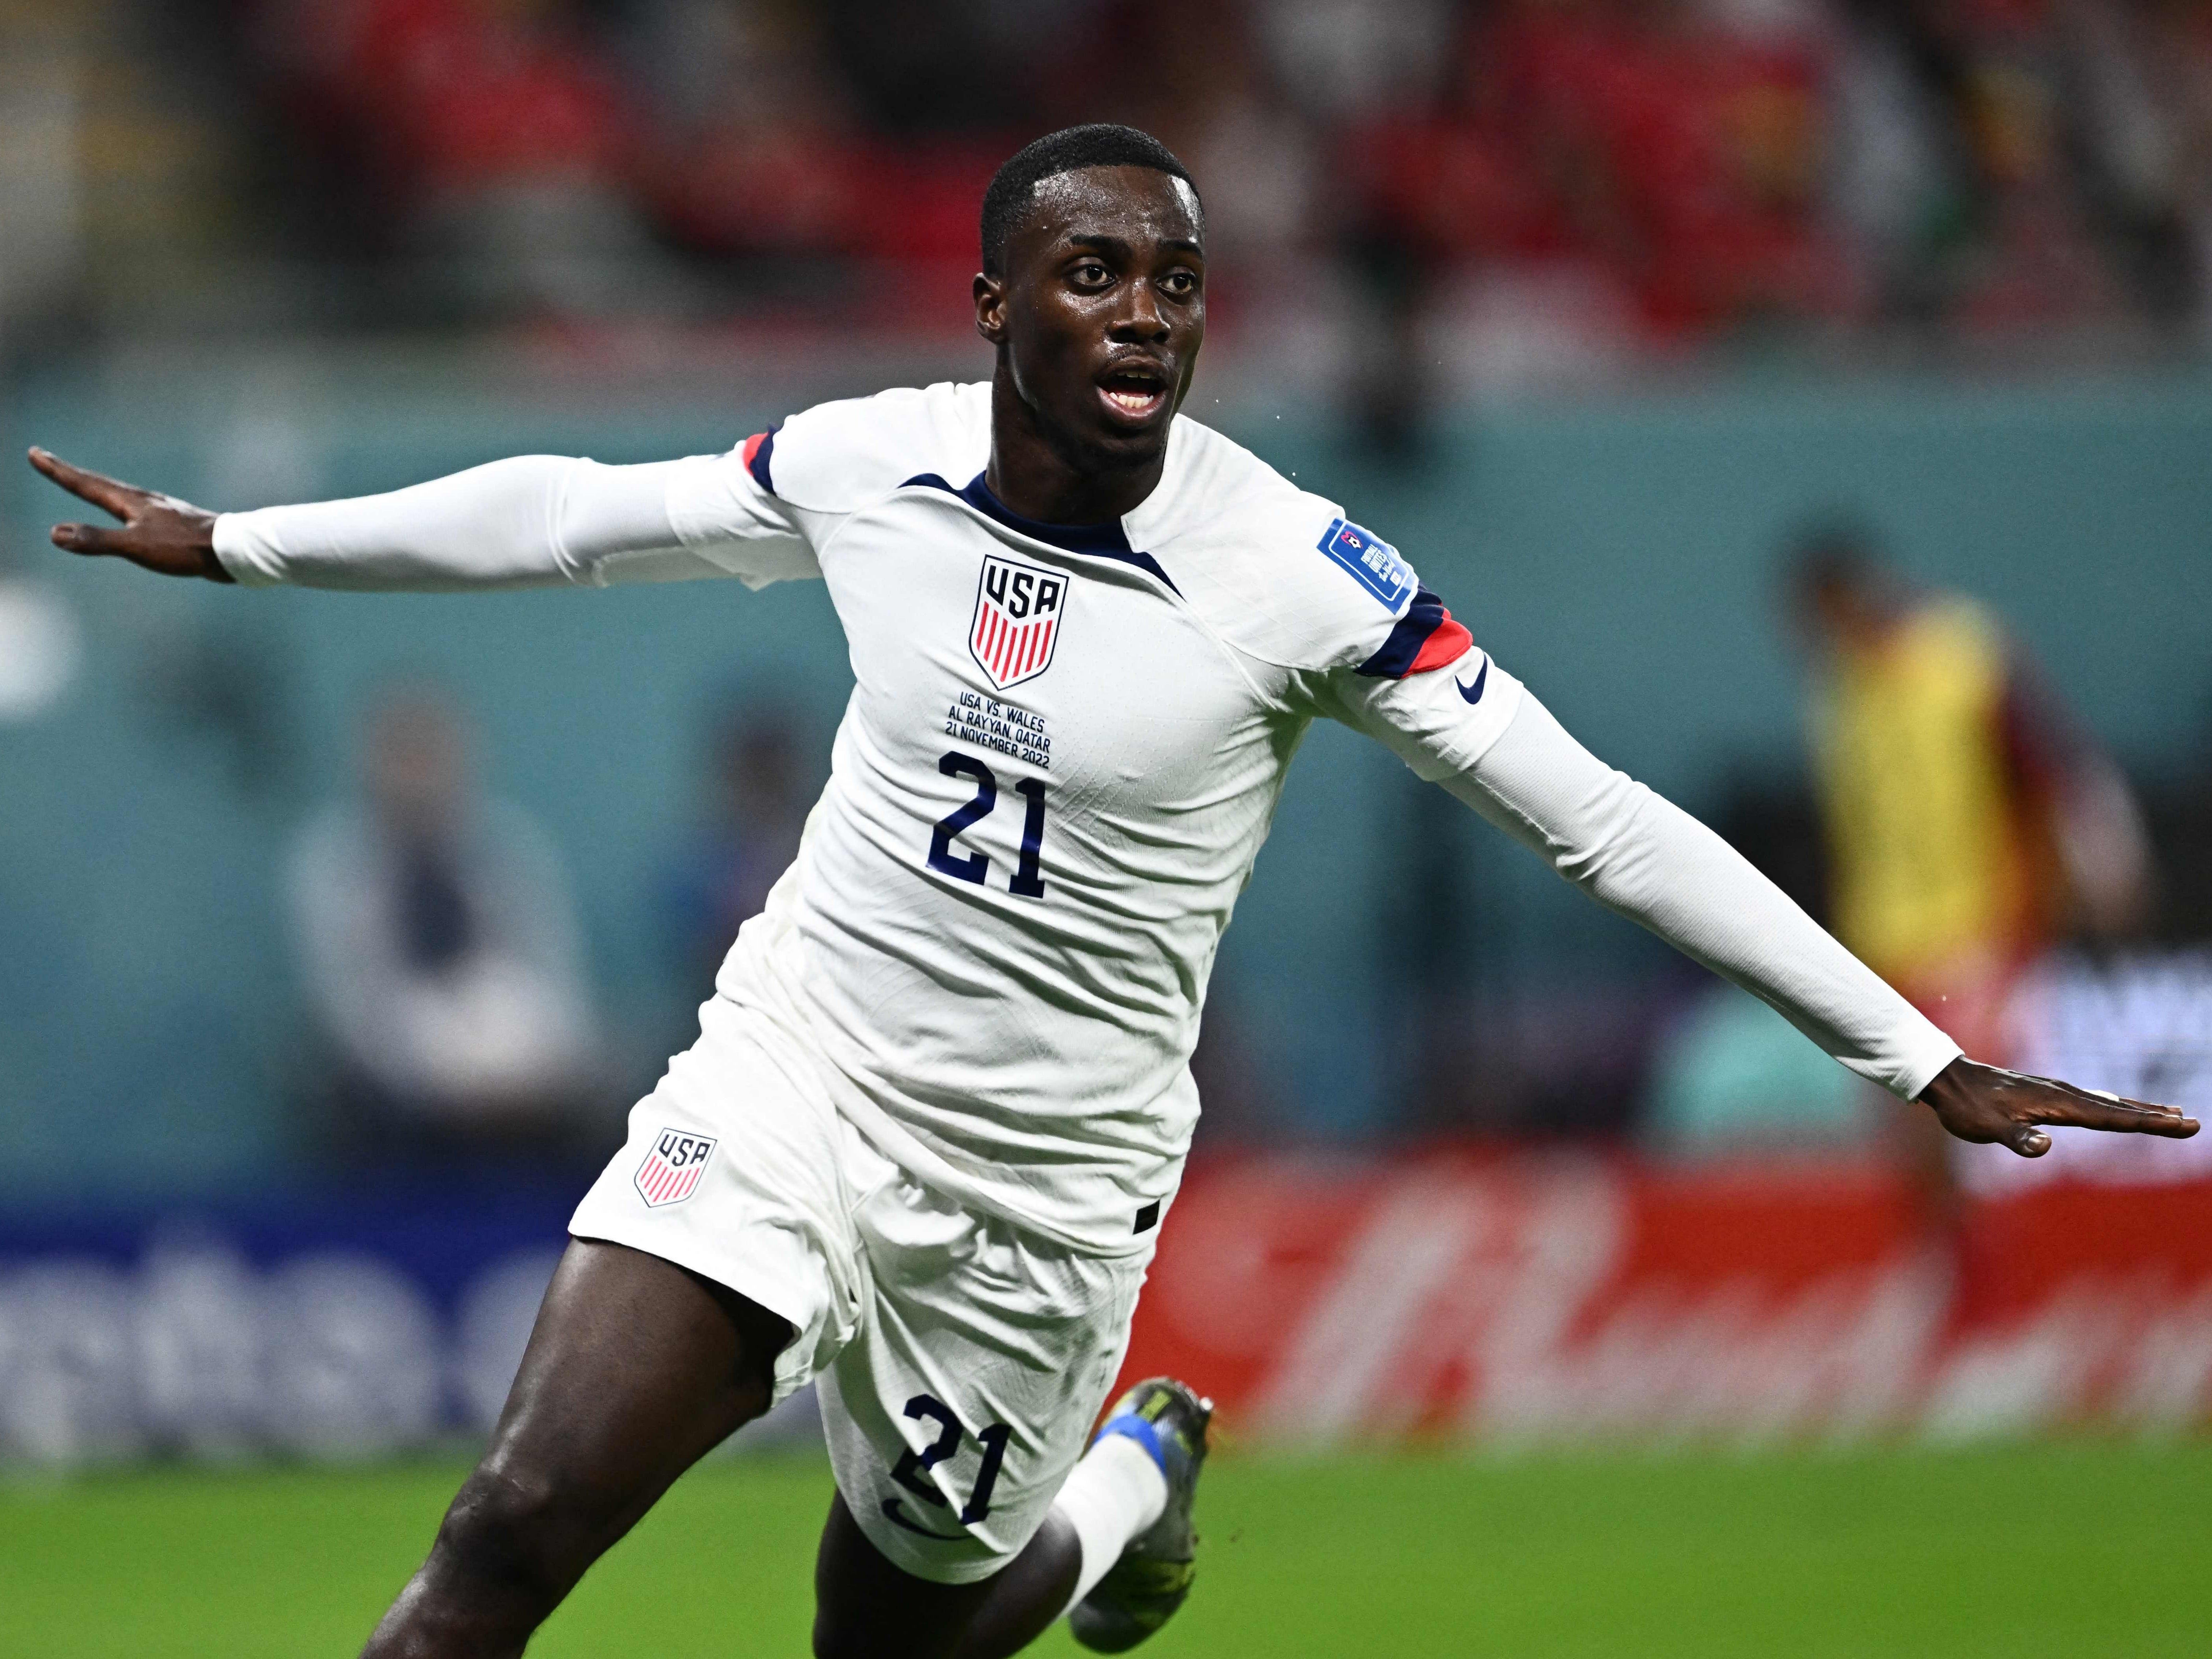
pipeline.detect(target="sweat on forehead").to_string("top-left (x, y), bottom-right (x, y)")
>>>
top-left (979, 123), bottom-right (1201, 275)
top-left (1025, 169), bottom-right (1201, 237)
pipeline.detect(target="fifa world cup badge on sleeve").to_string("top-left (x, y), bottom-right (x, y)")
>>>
top-left (635, 1128), bottom-right (717, 1207)
top-left (970, 553), bottom-right (1067, 690)
top-left (1318, 518), bottom-right (1416, 610)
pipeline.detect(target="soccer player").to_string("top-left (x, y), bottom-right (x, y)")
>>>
top-left (29, 125), bottom-right (2194, 1659)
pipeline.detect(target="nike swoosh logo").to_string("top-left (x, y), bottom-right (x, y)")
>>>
top-left (1455, 658), bottom-right (1489, 704)
top-left (882, 1498), bottom-right (967, 1541)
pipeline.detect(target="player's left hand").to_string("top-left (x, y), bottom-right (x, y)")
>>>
top-left (1917, 1055), bottom-right (2198, 1157)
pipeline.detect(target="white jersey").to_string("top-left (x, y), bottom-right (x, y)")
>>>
top-left (215, 379), bottom-right (1962, 1257)
top-left (669, 381), bottom-right (1521, 1251)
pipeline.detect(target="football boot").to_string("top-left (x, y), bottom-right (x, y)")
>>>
top-left (1069, 1377), bottom-right (1214, 1653)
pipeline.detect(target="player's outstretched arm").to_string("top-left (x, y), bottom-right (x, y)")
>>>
top-left (30, 447), bottom-right (230, 581)
top-left (28, 442), bottom-right (805, 593)
top-left (1440, 694), bottom-right (2198, 1156)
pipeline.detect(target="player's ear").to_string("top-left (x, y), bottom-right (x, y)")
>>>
top-left (974, 271), bottom-right (1009, 346)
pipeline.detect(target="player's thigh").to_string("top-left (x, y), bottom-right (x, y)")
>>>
top-left (818, 1163), bottom-right (1150, 1591)
top-left (569, 992), bottom-right (868, 1407)
top-left (480, 990), bottom-right (862, 1528)
top-left (471, 1238), bottom-right (791, 1523)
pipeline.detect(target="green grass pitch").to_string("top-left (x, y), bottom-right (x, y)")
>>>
top-left (4, 1442), bottom-right (2208, 1655)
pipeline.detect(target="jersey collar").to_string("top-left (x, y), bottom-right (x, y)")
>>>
top-left (902, 471), bottom-right (1181, 596)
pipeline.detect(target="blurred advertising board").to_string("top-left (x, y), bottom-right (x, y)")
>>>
top-left (0, 1189), bottom-right (573, 1467)
top-left (1121, 1151), bottom-right (2212, 1444)
top-left (1967, 951), bottom-right (2212, 1193)
top-left (6, 1152), bottom-right (2208, 1467)
top-left (0, 1185), bottom-right (825, 1470)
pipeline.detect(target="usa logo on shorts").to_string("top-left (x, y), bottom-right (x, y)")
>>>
top-left (970, 554), bottom-right (1066, 690)
top-left (635, 1128), bottom-right (717, 1208)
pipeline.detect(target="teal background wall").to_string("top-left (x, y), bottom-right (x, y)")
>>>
top-left (5, 364), bottom-right (2209, 1192)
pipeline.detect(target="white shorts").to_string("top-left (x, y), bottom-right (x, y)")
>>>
top-left (570, 992), bottom-right (1151, 1583)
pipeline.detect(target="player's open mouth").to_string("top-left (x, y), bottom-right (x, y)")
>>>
top-left (1097, 366), bottom-right (1170, 421)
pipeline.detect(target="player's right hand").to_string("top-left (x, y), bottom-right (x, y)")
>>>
top-left (28, 447), bottom-right (231, 582)
top-left (1918, 1055), bottom-right (2198, 1157)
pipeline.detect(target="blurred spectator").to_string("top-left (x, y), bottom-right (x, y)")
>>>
top-left (666, 703), bottom-right (812, 986)
top-left (1788, 524), bottom-right (2151, 1061)
top-left (1781, 526), bottom-right (2152, 1215)
top-left (287, 689), bottom-right (601, 1160)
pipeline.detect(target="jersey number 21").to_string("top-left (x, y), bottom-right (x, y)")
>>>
top-left (928, 752), bottom-right (1047, 897)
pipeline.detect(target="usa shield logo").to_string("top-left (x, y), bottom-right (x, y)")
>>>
top-left (970, 555), bottom-right (1067, 691)
top-left (635, 1128), bottom-right (717, 1208)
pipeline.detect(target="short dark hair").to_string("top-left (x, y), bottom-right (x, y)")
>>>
top-left (980, 124), bottom-right (1200, 277)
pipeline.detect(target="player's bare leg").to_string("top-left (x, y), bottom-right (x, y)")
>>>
top-left (359, 1239), bottom-right (791, 1659)
top-left (812, 1494), bottom-right (1082, 1659)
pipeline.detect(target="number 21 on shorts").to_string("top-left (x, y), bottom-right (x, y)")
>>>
top-left (880, 1393), bottom-right (1014, 1539)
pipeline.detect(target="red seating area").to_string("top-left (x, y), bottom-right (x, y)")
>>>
top-left (255, 0), bottom-right (628, 197)
top-left (1349, 9), bottom-right (1848, 334)
top-left (237, 0), bottom-right (2212, 340)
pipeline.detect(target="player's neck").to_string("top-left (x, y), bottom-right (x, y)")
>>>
top-left (986, 376), bottom-right (1165, 527)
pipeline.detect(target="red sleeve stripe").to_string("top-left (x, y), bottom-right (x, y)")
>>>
top-left (741, 424), bottom-right (780, 493)
top-left (1407, 614), bottom-right (1474, 674)
top-left (1355, 589), bottom-right (1474, 678)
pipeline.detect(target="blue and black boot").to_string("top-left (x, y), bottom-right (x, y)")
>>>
top-left (1069, 1377), bottom-right (1214, 1652)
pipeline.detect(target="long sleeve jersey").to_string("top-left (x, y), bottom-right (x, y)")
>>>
top-left (217, 381), bottom-right (1961, 1250)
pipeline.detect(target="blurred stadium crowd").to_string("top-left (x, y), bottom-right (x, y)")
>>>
top-left (9, 0), bottom-right (2212, 368)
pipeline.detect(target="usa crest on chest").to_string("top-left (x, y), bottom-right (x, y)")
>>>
top-left (969, 553), bottom-right (1067, 691)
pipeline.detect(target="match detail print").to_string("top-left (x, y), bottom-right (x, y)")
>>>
top-left (635, 1128), bottom-right (717, 1207)
top-left (969, 554), bottom-right (1067, 691)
